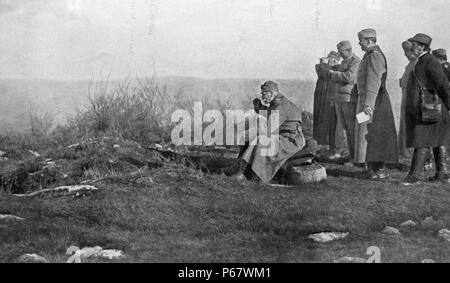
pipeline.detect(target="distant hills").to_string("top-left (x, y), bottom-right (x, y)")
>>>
top-left (0, 77), bottom-right (403, 133)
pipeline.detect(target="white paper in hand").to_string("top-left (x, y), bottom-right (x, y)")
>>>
top-left (356, 112), bottom-right (371, 124)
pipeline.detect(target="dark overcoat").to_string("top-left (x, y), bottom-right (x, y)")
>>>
top-left (405, 53), bottom-right (450, 148)
top-left (313, 64), bottom-right (339, 145)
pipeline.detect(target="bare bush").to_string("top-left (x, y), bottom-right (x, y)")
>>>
top-left (68, 76), bottom-right (179, 145)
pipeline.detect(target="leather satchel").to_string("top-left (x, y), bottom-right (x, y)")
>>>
top-left (413, 68), bottom-right (442, 124)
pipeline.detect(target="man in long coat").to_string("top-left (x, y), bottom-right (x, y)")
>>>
top-left (402, 34), bottom-right (450, 185)
top-left (313, 52), bottom-right (347, 157)
top-left (328, 41), bottom-right (360, 162)
top-left (354, 29), bottom-right (398, 179)
top-left (224, 81), bottom-right (306, 184)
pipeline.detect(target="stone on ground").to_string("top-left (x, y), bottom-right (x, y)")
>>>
top-left (0, 214), bottom-right (25, 221)
top-left (17, 254), bottom-right (48, 263)
top-left (308, 232), bottom-right (349, 243)
top-left (13, 185), bottom-right (100, 198)
top-left (400, 220), bottom-right (417, 227)
top-left (438, 229), bottom-right (450, 242)
top-left (66, 246), bottom-right (124, 263)
top-left (336, 257), bottom-right (367, 264)
top-left (383, 226), bottom-right (401, 235)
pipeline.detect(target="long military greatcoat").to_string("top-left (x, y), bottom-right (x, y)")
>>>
top-left (405, 53), bottom-right (450, 148)
top-left (398, 60), bottom-right (417, 158)
top-left (313, 63), bottom-right (339, 146)
top-left (241, 94), bottom-right (305, 183)
top-left (354, 45), bottom-right (398, 164)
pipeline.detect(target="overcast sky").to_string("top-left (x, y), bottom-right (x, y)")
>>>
top-left (0, 0), bottom-right (449, 81)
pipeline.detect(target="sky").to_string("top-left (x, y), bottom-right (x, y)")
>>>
top-left (0, 0), bottom-right (450, 81)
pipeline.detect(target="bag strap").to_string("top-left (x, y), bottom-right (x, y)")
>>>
top-left (412, 65), bottom-right (426, 90)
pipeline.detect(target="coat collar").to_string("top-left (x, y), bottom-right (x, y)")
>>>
top-left (365, 45), bottom-right (381, 55)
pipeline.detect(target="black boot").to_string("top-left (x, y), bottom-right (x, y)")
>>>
top-left (402, 148), bottom-right (430, 185)
top-left (430, 146), bottom-right (450, 183)
top-left (221, 159), bottom-right (247, 180)
top-left (366, 162), bottom-right (388, 180)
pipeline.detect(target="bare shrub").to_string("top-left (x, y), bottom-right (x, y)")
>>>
top-left (68, 76), bottom-right (179, 145)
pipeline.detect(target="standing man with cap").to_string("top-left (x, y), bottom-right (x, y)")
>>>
top-left (432, 49), bottom-right (450, 81)
top-left (354, 28), bottom-right (398, 179)
top-left (327, 41), bottom-right (361, 163)
top-left (402, 34), bottom-right (450, 185)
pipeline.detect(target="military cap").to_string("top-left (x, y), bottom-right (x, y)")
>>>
top-left (408, 33), bottom-right (432, 46)
top-left (327, 51), bottom-right (342, 60)
top-left (261, 81), bottom-right (279, 92)
top-left (432, 49), bottom-right (447, 60)
top-left (337, 41), bottom-right (352, 50)
top-left (358, 28), bottom-right (377, 40)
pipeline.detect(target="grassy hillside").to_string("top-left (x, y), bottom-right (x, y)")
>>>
top-left (1, 137), bottom-right (449, 263)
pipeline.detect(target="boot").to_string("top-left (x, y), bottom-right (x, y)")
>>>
top-left (430, 146), bottom-right (450, 182)
top-left (402, 148), bottom-right (430, 185)
top-left (366, 162), bottom-right (388, 180)
top-left (221, 159), bottom-right (247, 180)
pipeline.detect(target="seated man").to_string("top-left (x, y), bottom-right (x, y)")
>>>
top-left (223, 81), bottom-right (316, 183)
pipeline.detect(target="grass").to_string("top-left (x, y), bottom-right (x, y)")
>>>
top-left (1, 160), bottom-right (450, 263)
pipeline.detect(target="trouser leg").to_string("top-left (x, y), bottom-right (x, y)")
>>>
top-left (329, 106), bottom-right (337, 152)
top-left (409, 148), bottom-right (431, 178)
top-left (432, 146), bottom-right (449, 179)
top-left (340, 102), bottom-right (356, 159)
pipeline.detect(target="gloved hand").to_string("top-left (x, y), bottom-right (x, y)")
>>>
top-left (253, 98), bottom-right (268, 113)
top-left (363, 105), bottom-right (374, 117)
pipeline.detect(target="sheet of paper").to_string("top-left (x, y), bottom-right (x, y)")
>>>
top-left (356, 112), bottom-right (371, 124)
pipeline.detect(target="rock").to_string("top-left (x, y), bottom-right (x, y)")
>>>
top-left (383, 226), bottom-right (401, 235)
top-left (100, 250), bottom-right (124, 260)
top-left (155, 144), bottom-right (163, 151)
top-left (400, 220), bottom-right (417, 227)
top-left (0, 214), bottom-right (25, 221)
top-left (308, 232), bottom-right (349, 243)
top-left (17, 254), bottom-right (48, 263)
top-left (422, 259), bottom-right (435, 263)
top-left (336, 257), bottom-right (367, 264)
top-left (28, 150), bottom-right (41, 158)
top-left (287, 162), bottom-right (327, 184)
top-left (66, 246), bottom-right (124, 263)
top-left (0, 151), bottom-right (5, 157)
top-left (12, 185), bottom-right (100, 198)
top-left (438, 229), bottom-right (450, 242)
top-left (68, 143), bottom-right (81, 149)
top-left (422, 216), bottom-right (434, 226)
